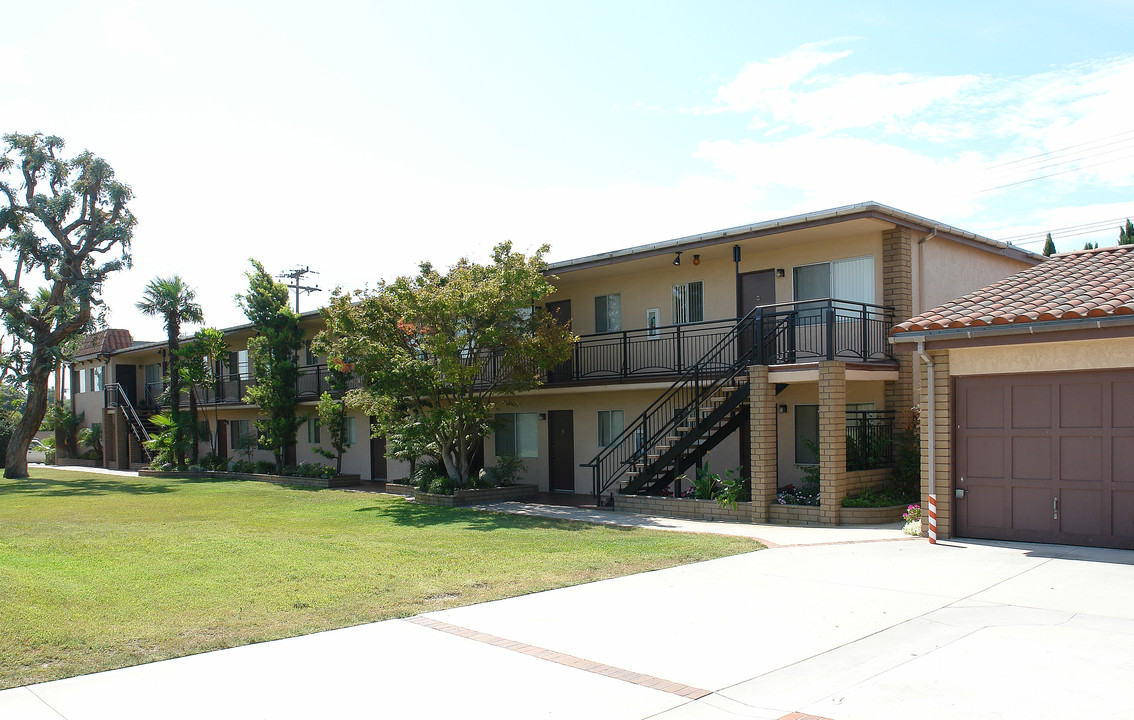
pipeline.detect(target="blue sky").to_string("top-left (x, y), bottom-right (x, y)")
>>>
top-left (4, 0), bottom-right (1134, 336)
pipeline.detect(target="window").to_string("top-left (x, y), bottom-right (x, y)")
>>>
top-left (308, 418), bottom-right (321, 444)
top-left (145, 363), bottom-right (162, 386)
top-left (795, 405), bottom-right (819, 465)
top-left (230, 419), bottom-right (256, 449)
top-left (228, 350), bottom-right (250, 379)
top-left (304, 341), bottom-right (317, 367)
top-left (594, 293), bottom-right (621, 333)
top-left (598, 410), bottom-right (624, 447)
top-left (646, 308), bottom-right (659, 338)
top-left (78, 368), bottom-right (88, 394)
top-left (343, 416), bottom-right (356, 446)
top-left (793, 256), bottom-right (875, 305)
top-left (495, 412), bottom-right (538, 458)
top-left (90, 367), bottom-right (104, 392)
top-left (672, 281), bottom-right (704, 324)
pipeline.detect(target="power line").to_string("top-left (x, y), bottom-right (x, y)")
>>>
top-left (999, 215), bottom-right (1134, 243)
top-left (277, 266), bottom-right (322, 313)
top-left (983, 128), bottom-right (1134, 171)
top-left (973, 150), bottom-right (1134, 194)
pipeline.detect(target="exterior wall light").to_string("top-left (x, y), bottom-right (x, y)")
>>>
top-left (673, 251), bottom-right (682, 266)
top-left (692, 254), bottom-right (701, 266)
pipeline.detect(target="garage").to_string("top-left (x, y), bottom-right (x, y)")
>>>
top-left (955, 370), bottom-right (1134, 549)
top-left (890, 244), bottom-right (1134, 548)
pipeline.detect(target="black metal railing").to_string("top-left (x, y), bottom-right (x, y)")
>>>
top-left (582, 304), bottom-right (781, 501)
top-left (846, 409), bottom-right (895, 471)
top-left (139, 364), bottom-right (359, 410)
top-left (104, 383), bottom-right (154, 461)
top-left (541, 299), bottom-right (893, 386)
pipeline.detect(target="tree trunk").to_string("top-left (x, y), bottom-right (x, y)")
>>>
top-left (188, 389), bottom-right (200, 463)
top-left (169, 326), bottom-right (185, 468)
top-left (4, 362), bottom-right (51, 479)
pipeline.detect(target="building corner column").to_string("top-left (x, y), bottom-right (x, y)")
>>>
top-left (748, 365), bottom-right (776, 523)
top-left (818, 361), bottom-right (847, 525)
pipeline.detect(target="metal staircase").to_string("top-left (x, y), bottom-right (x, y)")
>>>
top-left (583, 304), bottom-right (789, 502)
top-left (105, 383), bottom-right (155, 463)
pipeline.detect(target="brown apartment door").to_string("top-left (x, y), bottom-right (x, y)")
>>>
top-left (738, 270), bottom-right (777, 361)
top-left (546, 300), bottom-right (572, 383)
top-left (370, 418), bottom-right (387, 480)
top-left (548, 410), bottom-right (575, 492)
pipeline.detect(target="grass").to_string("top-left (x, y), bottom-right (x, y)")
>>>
top-left (0, 468), bottom-right (762, 689)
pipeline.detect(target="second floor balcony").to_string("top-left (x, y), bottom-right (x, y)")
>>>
top-left (134, 363), bottom-right (362, 412)
top-left (547, 298), bottom-right (895, 385)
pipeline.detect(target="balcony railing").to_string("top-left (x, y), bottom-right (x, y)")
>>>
top-left (545, 299), bottom-right (894, 385)
top-left (846, 409), bottom-right (895, 470)
top-left (139, 363), bottom-right (359, 410)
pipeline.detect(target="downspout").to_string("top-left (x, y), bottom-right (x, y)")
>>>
top-left (916, 339), bottom-right (937, 544)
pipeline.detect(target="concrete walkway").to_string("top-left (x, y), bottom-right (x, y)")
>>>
top-left (4, 532), bottom-right (1132, 720)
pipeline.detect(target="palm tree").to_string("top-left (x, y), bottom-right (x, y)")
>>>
top-left (136, 276), bottom-right (204, 467)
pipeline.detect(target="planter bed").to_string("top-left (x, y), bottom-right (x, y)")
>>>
top-left (383, 482), bottom-right (416, 497)
top-left (839, 504), bottom-right (907, 525)
top-left (767, 503), bottom-right (823, 526)
top-left (138, 470), bottom-right (362, 489)
top-left (613, 494), bottom-right (751, 523)
top-left (413, 483), bottom-right (538, 507)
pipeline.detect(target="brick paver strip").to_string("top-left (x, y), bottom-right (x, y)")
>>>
top-left (405, 616), bottom-right (711, 700)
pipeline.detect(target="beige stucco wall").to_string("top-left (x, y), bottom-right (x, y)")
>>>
top-left (774, 380), bottom-right (888, 486)
top-left (917, 237), bottom-right (1036, 316)
top-left (546, 231), bottom-right (885, 334)
top-left (947, 336), bottom-right (1134, 377)
top-left (484, 386), bottom-right (743, 493)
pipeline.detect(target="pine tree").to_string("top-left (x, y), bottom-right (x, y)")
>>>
top-left (1120, 219), bottom-right (1134, 245)
top-left (1042, 233), bottom-right (1056, 256)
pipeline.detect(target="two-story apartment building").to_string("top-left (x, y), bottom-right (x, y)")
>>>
top-left (68, 202), bottom-right (1039, 524)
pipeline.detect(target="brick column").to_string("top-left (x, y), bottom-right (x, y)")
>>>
top-left (102, 409), bottom-right (116, 468)
top-left (818, 361), bottom-right (847, 525)
top-left (883, 228), bottom-right (915, 414)
top-left (748, 365), bottom-right (777, 522)
top-left (115, 407), bottom-right (131, 470)
top-left (919, 350), bottom-right (952, 538)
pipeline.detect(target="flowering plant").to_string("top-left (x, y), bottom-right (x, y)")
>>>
top-left (903, 504), bottom-right (921, 523)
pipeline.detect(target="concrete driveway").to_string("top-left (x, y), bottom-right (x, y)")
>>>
top-left (3, 536), bottom-right (1132, 720)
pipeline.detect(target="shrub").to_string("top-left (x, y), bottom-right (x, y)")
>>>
top-left (467, 470), bottom-right (494, 489)
top-left (428, 475), bottom-right (455, 495)
top-left (416, 474), bottom-right (432, 493)
top-left (492, 455), bottom-right (525, 486)
top-left (411, 457), bottom-right (445, 488)
top-left (840, 487), bottom-right (917, 508)
top-left (686, 462), bottom-right (721, 500)
top-left (255, 460), bottom-right (277, 475)
top-left (232, 459), bottom-right (256, 474)
top-left (715, 466), bottom-right (750, 509)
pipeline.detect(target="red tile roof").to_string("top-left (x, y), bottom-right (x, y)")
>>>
top-left (893, 246), bottom-right (1134, 334)
top-left (73, 329), bottom-right (134, 359)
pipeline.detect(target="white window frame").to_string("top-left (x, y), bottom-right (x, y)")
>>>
top-left (672, 280), bottom-right (704, 325)
top-left (594, 293), bottom-right (622, 333)
top-left (646, 308), bottom-right (660, 338)
top-left (78, 368), bottom-right (88, 394)
top-left (597, 409), bottom-right (624, 447)
top-left (90, 366), bottom-right (104, 392)
top-left (495, 412), bottom-right (539, 458)
top-left (308, 418), bottom-right (321, 444)
top-left (343, 416), bottom-right (356, 446)
top-left (792, 255), bottom-right (875, 305)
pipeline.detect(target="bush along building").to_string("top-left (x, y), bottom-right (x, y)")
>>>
top-left (67, 202), bottom-right (1039, 524)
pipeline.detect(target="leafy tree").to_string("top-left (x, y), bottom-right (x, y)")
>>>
top-left (1084, 241), bottom-right (1099, 250)
top-left (1121, 219), bottom-right (1134, 246)
top-left (1, 133), bottom-right (135, 478)
top-left (385, 416), bottom-right (439, 482)
top-left (317, 242), bottom-right (573, 484)
top-left (1042, 233), bottom-right (1056, 257)
top-left (176, 327), bottom-right (227, 461)
top-left (311, 358), bottom-right (353, 475)
top-left (136, 276), bottom-right (203, 468)
top-left (237, 260), bottom-right (303, 469)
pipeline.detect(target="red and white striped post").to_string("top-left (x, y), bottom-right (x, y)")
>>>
top-left (927, 493), bottom-right (937, 544)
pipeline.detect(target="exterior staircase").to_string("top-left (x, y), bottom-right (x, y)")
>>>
top-left (584, 304), bottom-right (784, 502)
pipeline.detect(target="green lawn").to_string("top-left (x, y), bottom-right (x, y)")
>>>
top-left (0, 469), bottom-right (761, 689)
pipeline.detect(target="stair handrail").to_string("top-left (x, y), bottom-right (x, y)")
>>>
top-left (583, 301), bottom-right (777, 499)
top-left (106, 382), bottom-right (153, 458)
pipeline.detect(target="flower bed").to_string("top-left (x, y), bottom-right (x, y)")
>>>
top-left (613, 494), bottom-right (750, 523)
top-left (139, 470), bottom-right (362, 489)
top-left (413, 483), bottom-right (538, 507)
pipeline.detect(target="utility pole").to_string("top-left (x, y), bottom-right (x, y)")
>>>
top-left (277, 266), bottom-right (322, 313)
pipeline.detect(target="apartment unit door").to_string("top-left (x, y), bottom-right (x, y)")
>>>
top-left (370, 422), bottom-right (387, 480)
top-left (548, 410), bottom-right (574, 492)
top-left (115, 364), bottom-right (137, 406)
top-left (738, 270), bottom-right (777, 361)
top-left (546, 300), bottom-right (572, 383)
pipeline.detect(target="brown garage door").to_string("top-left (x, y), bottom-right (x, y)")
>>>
top-left (956, 370), bottom-right (1134, 549)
